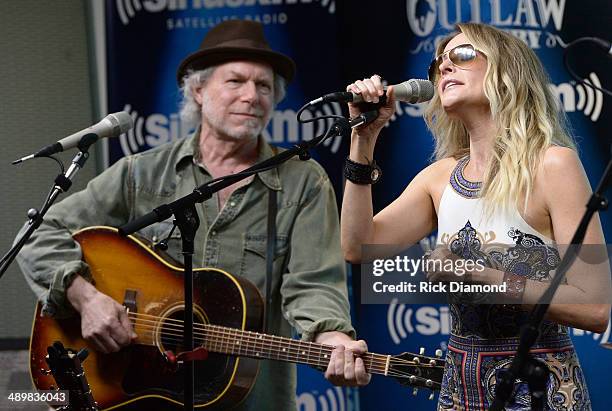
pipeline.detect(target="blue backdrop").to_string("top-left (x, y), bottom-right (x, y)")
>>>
top-left (101, 1), bottom-right (612, 410)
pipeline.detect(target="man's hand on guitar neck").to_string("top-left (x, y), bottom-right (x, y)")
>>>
top-left (67, 275), bottom-right (138, 353)
top-left (315, 331), bottom-right (371, 387)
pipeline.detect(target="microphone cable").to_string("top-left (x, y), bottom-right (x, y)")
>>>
top-left (563, 37), bottom-right (612, 97)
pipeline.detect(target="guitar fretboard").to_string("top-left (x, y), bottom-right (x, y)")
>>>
top-left (200, 324), bottom-right (391, 376)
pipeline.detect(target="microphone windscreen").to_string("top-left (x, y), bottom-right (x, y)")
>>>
top-left (107, 111), bottom-right (134, 135)
top-left (394, 79), bottom-right (435, 103)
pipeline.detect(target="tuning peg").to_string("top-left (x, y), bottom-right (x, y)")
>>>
top-left (412, 387), bottom-right (418, 396)
top-left (412, 356), bottom-right (420, 364)
top-left (429, 359), bottom-right (437, 366)
top-left (435, 349), bottom-right (443, 358)
top-left (426, 379), bottom-right (433, 388)
top-left (429, 392), bottom-right (435, 400)
top-left (409, 375), bottom-right (417, 385)
top-left (419, 347), bottom-right (425, 355)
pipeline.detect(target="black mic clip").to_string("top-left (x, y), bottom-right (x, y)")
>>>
top-left (77, 133), bottom-right (100, 152)
top-left (349, 111), bottom-right (379, 128)
top-left (153, 220), bottom-right (178, 251)
top-left (329, 117), bottom-right (351, 135)
top-left (321, 113), bottom-right (375, 137)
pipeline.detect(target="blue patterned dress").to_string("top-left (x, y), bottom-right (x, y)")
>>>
top-left (436, 157), bottom-right (591, 410)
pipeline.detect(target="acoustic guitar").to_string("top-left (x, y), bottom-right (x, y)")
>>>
top-left (30, 226), bottom-right (445, 410)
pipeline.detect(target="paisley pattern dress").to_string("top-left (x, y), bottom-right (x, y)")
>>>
top-left (436, 157), bottom-right (591, 411)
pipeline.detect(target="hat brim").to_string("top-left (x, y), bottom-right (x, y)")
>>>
top-left (177, 47), bottom-right (296, 86)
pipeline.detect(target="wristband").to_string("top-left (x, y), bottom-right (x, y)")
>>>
top-left (344, 157), bottom-right (382, 185)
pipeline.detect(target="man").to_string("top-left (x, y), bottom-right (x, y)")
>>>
top-left (17, 20), bottom-right (369, 410)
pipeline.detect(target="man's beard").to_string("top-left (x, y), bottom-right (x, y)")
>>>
top-left (200, 92), bottom-right (268, 140)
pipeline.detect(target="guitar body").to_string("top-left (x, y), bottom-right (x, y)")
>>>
top-left (30, 226), bottom-right (263, 410)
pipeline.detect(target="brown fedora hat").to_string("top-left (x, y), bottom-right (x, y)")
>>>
top-left (176, 20), bottom-right (296, 85)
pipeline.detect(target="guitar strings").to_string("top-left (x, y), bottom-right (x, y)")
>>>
top-left (127, 311), bottom-right (444, 370)
top-left (128, 328), bottom-right (437, 383)
top-left (128, 311), bottom-right (424, 369)
top-left (130, 321), bottom-right (393, 375)
top-left (124, 312), bottom-right (443, 382)
top-left (128, 329), bottom-right (430, 381)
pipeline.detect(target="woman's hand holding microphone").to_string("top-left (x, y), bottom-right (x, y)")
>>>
top-left (346, 74), bottom-right (396, 161)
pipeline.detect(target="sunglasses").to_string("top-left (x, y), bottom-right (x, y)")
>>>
top-left (427, 44), bottom-right (483, 84)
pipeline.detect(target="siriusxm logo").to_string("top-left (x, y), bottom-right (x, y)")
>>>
top-left (118, 104), bottom-right (187, 156)
top-left (296, 387), bottom-right (347, 411)
top-left (116, 0), bottom-right (336, 25)
top-left (549, 72), bottom-right (604, 122)
top-left (387, 299), bottom-right (450, 344)
top-left (117, 103), bottom-right (343, 157)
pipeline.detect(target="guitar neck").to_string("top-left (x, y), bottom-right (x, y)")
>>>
top-left (198, 324), bottom-right (391, 376)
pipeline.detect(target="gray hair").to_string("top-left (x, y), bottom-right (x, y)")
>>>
top-left (179, 66), bottom-right (287, 130)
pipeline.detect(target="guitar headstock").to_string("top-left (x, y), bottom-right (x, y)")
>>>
top-left (45, 341), bottom-right (98, 411)
top-left (388, 347), bottom-right (445, 400)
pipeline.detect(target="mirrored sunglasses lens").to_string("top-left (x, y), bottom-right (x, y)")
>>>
top-left (450, 46), bottom-right (477, 65)
top-left (428, 57), bottom-right (442, 82)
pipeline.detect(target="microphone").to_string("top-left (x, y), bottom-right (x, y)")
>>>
top-left (310, 79), bottom-right (435, 106)
top-left (13, 112), bottom-right (134, 164)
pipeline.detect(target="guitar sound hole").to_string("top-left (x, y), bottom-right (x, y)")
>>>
top-left (158, 310), bottom-right (206, 354)
top-left (123, 307), bottom-right (235, 400)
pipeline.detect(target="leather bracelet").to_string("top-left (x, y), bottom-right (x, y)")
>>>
top-left (344, 157), bottom-right (382, 185)
top-left (503, 272), bottom-right (526, 303)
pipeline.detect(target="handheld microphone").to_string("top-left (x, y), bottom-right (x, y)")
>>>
top-left (13, 112), bottom-right (134, 164)
top-left (310, 79), bottom-right (435, 106)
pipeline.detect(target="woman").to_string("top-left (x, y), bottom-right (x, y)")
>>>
top-left (341, 23), bottom-right (611, 410)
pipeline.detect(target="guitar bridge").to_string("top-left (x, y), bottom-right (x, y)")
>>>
top-left (123, 290), bottom-right (138, 314)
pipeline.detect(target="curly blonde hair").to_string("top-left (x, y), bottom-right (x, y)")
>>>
top-left (424, 23), bottom-right (574, 212)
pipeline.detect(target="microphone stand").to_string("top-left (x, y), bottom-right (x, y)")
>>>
top-left (489, 152), bottom-right (611, 410)
top-left (0, 133), bottom-right (98, 279)
top-left (117, 118), bottom-right (351, 411)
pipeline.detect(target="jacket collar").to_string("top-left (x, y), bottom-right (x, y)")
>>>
top-left (175, 130), bottom-right (282, 191)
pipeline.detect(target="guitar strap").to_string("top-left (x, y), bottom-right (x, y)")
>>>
top-left (264, 187), bottom-right (277, 333)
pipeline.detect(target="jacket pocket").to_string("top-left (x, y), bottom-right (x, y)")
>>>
top-left (240, 234), bottom-right (289, 291)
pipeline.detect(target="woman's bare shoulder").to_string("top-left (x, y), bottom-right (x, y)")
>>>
top-left (541, 145), bottom-right (580, 170)
top-left (416, 156), bottom-right (459, 182)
